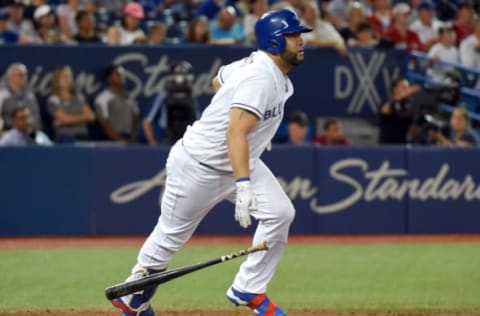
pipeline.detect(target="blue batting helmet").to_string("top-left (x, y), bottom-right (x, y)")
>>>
top-left (255, 9), bottom-right (312, 55)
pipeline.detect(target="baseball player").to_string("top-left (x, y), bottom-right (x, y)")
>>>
top-left (111, 8), bottom-right (311, 316)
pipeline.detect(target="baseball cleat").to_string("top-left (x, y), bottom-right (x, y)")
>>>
top-left (111, 296), bottom-right (154, 316)
top-left (111, 266), bottom-right (165, 316)
top-left (226, 286), bottom-right (286, 316)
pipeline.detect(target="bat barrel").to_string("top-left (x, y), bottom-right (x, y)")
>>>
top-left (105, 259), bottom-right (221, 300)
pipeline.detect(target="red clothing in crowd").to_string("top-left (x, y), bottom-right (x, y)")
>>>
top-left (454, 22), bottom-right (473, 46)
top-left (383, 26), bottom-right (424, 51)
top-left (367, 15), bottom-right (388, 36)
top-left (312, 135), bottom-right (352, 145)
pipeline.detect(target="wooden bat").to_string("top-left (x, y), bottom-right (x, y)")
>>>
top-left (105, 241), bottom-right (268, 300)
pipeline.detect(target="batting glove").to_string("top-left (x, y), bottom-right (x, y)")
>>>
top-left (235, 178), bottom-right (258, 228)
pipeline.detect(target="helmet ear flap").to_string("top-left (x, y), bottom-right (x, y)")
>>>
top-left (268, 36), bottom-right (286, 54)
top-left (269, 39), bottom-right (280, 50)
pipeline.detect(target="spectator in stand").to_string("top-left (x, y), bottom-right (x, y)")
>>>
top-left (348, 20), bottom-right (389, 47)
top-left (300, 2), bottom-right (346, 54)
top-left (94, 65), bottom-right (139, 143)
top-left (339, 1), bottom-right (368, 43)
top-left (243, 0), bottom-right (268, 44)
top-left (1, 4), bottom-right (33, 44)
top-left (453, 0), bottom-right (476, 46)
top-left (329, 0), bottom-right (372, 29)
top-left (6, 0), bottom-right (35, 37)
top-left (313, 119), bottom-right (352, 145)
top-left (0, 107), bottom-right (35, 145)
top-left (95, 0), bottom-right (128, 18)
top-left (56, 0), bottom-right (81, 39)
top-left (0, 7), bottom-right (19, 44)
top-left (368, 0), bottom-right (392, 36)
top-left (325, 0), bottom-right (350, 29)
top-left (73, 10), bottom-right (101, 43)
top-left (286, 110), bottom-right (310, 145)
top-left (107, 2), bottom-right (146, 45)
top-left (185, 15), bottom-right (210, 43)
top-left (384, 3), bottom-right (424, 51)
top-left (135, 0), bottom-right (161, 16)
top-left (378, 77), bottom-right (421, 144)
top-left (0, 107), bottom-right (53, 146)
top-left (459, 18), bottom-right (480, 69)
top-left (0, 63), bottom-right (42, 131)
top-left (432, 107), bottom-right (479, 146)
top-left (209, 6), bottom-right (246, 45)
top-left (409, 0), bottom-right (443, 51)
top-left (47, 65), bottom-right (96, 142)
top-left (22, 0), bottom-right (47, 23)
top-left (30, 4), bottom-right (64, 43)
top-left (270, 0), bottom-right (303, 13)
top-left (196, 0), bottom-right (238, 19)
top-left (427, 24), bottom-right (459, 83)
top-left (84, 0), bottom-right (98, 14)
top-left (146, 22), bottom-right (166, 45)
top-left (435, 0), bottom-right (459, 22)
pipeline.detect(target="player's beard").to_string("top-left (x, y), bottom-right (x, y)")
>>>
top-left (280, 50), bottom-right (304, 66)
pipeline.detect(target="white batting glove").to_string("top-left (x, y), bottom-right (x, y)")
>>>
top-left (235, 178), bottom-right (258, 228)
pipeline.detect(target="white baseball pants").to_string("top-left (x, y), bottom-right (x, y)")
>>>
top-left (134, 140), bottom-right (295, 293)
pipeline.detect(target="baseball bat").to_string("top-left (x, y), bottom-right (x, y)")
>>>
top-left (105, 241), bottom-right (268, 300)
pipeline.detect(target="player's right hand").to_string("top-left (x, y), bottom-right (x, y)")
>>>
top-left (235, 179), bottom-right (258, 228)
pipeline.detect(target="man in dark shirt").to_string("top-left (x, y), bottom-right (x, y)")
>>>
top-left (73, 10), bottom-right (102, 43)
top-left (379, 78), bottom-right (421, 144)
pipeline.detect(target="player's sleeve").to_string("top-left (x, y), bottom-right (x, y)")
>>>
top-left (217, 59), bottom-right (242, 85)
top-left (231, 73), bottom-right (273, 119)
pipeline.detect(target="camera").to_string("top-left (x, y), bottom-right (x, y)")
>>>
top-left (423, 114), bottom-right (448, 131)
top-left (163, 61), bottom-right (196, 144)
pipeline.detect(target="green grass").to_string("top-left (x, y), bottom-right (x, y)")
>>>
top-left (0, 243), bottom-right (479, 312)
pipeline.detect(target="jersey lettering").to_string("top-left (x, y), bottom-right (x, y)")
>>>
top-left (263, 103), bottom-right (282, 121)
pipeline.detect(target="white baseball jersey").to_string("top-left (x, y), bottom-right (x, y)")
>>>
top-left (182, 50), bottom-right (294, 172)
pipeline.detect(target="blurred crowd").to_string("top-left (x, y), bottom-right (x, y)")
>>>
top-left (0, 0), bottom-right (477, 55)
top-left (0, 0), bottom-right (479, 147)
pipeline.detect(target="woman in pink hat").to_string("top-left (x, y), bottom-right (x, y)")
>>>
top-left (107, 2), bottom-right (146, 45)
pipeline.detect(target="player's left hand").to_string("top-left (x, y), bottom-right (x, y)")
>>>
top-left (235, 179), bottom-right (258, 228)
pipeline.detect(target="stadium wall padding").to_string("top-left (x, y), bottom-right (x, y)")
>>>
top-left (1, 145), bottom-right (479, 236)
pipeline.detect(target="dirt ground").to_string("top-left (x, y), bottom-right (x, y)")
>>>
top-left (1, 234), bottom-right (480, 249)
top-left (1, 310), bottom-right (479, 316)
top-left (1, 234), bottom-right (479, 316)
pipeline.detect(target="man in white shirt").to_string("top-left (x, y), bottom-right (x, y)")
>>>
top-left (459, 18), bottom-right (480, 89)
top-left (409, 0), bottom-right (443, 51)
top-left (459, 18), bottom-right (480, 69)
top-left (427, 24), bottom-right (459, 83)
top-left (301, 1), bottom-right (346, 54)
top-left (110, 8), bottom-right (312, 316)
